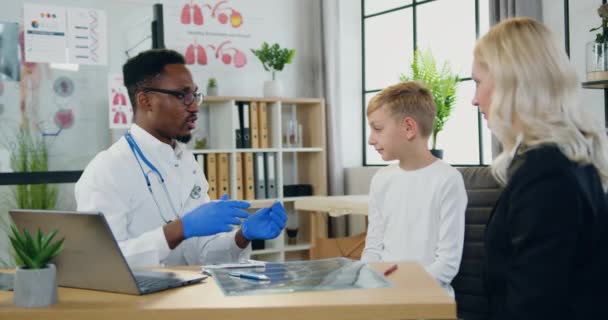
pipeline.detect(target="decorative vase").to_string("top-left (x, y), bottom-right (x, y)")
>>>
top-left (586, 41), bottom-right (608, 81)
top-left (263, 80), bottom-right (282, 97)
top-left (430, 149), bottom-right (443, 159)
top-left (13, 263), bottom-right (58, 307)
top-left (206, 86), bottom-right (218, 96)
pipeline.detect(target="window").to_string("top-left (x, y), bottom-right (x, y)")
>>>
top-left (362, 0), bottom-right (491, 166)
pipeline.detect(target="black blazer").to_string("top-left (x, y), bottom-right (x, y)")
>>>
top-left (484, 144), bottom-right (608, 320)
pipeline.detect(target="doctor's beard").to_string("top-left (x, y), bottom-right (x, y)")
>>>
top-left (177, 134), bottom-right (192, 143)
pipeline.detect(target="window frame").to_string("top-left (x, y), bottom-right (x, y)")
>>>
top-left (361, 0), bottom-right (485, 166)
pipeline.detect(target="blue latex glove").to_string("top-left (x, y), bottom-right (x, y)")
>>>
top-left (241, 202), bottom-right (287, 241)
top-left (182, 194), bottom-right (250, 239)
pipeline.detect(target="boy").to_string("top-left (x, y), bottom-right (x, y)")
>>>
top-left (362, 81), bottom-right (467, 297)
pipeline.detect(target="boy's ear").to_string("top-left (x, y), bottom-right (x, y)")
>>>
top-left (400, 116), bottom-right (418, 140)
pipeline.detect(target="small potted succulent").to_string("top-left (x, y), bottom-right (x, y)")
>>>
top-left (9, 225), bottom-right (64, 307)
top-left (206, 77), bottom-right (219, 96)
top-left (251, 42), bottom-right (296, 97)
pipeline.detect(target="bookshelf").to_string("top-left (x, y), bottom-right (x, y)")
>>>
top-left (192, 96), bottom-right (327, 261)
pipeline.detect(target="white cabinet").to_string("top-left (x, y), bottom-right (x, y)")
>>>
top-left (192, 96), bottom-right (327, 261)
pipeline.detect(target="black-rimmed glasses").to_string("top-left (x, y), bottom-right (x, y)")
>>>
top-left (142, 87), bottom-right (203, 106)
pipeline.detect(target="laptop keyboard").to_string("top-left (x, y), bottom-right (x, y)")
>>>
top-left (135, 275), bottom-right (186, 292)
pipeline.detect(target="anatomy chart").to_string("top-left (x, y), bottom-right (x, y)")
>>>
top-left (162, 0), bottom-right (256, 70)
top-left (107, 73), bottom-right (133, 129)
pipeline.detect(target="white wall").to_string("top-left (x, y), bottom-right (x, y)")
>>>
top-left (337, 0), bottom-right (363, 168)
top-left (543, 0), bottom-right (605, 123)
top-left (160, 0), bottom-right (323, 98)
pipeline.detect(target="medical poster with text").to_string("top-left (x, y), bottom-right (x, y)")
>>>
top-left (23, 3), bottom-right (68, 63)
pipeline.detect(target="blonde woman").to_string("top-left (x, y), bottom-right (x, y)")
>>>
top-left (472, 17), bottom-right (608, 319)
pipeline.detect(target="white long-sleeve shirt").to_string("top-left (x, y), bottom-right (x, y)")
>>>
top-left (361, 160), bottom-right (466, 297)
top-left (75, 124), bottom-right (250, 268)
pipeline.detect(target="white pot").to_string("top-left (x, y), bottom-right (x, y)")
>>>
top-left (263, 80), bottom-right (282, 97)
top-left (206, 86), bottom-right (218, 96)
top-left (13, 263), bottom-right (58, 308)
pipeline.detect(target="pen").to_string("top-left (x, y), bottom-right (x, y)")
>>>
top-left (229, 271), bottom-right (270, 281)
top-left (383, 264), bottom-right (398, 276)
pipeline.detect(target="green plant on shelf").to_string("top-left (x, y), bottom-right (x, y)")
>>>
top-left (194, 137), bottom-right (208, 149)
top-left (251, 42), bottom-right (296, 80)
top-left (591, 4), bottom-right (608, 44)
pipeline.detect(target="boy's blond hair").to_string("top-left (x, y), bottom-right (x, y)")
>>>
top-left (367, 81), bottom-right (436, 137)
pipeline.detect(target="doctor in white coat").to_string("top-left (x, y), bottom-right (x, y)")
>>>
top-left (75, 49), bottom-right (287, 268)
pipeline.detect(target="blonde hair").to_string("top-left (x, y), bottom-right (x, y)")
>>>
top-left (367, 81), bottom-right (436, 137)
top-left (475, 17), bottom-right (608, 189)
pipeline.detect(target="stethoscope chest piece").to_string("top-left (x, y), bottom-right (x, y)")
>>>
top-left (190, 185), bottom-right (202, 199)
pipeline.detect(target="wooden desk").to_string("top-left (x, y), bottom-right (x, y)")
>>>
top-left (294, 195), bottom-right (369, 217)
top-left (0, 262), bottom-right (455, 319)
top-left (295, 195), bottom-right (369, 259)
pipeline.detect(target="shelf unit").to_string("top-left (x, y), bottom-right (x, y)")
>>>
top-left (193, 96), bottom-right (327, 261)
top-left (581, 80), bottom-right (608, 127)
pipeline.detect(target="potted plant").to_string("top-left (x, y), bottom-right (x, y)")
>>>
top-left (587, 4), bottom-right (608, 81)
top-left (9, 126), bottom-right (58, 210)
top-left (400, 49), bottom-right (459, 159)
top-left (9, 225), bottom-right (64, 307)
top-left (207, 77), bottom-right (218, 96)
top-left (0, 214), bottom-right (13, 269)
top-left (0, 126), bottom-right (58, 269)
top-left (251, 42), bottom-right (296, 97)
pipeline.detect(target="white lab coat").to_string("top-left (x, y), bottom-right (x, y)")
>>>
top-left (75, 124), bottom-right (250, 268)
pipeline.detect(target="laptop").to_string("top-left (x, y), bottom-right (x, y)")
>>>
top-left (9, 209), bottom-right (206, 295)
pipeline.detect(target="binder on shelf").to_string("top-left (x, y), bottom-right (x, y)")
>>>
top-left (206, 153), bottom-right (218, 200)
top-left (253, 152), bottom-right (266, 199)
top-left (235, 152), bottom-right (244, 200)
top-left (251, 239), bottom-right (265, 250)
top-left (235, 102), bottom-right (243, 148)
top-left (241, 102), bottom-right (251, 148)
top-left (264, 153), bottom-right (277, 198)
top-left (258, 102), bottom-right (269, 148)
top-left (250, 102), bottom-right (259, 148)
top-left (243, 153), bottom-right (255, 200)
top-left (217, 153), bottom-right (230, 197)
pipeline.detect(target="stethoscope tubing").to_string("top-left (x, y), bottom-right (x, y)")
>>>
top-left (124, 132), bottom-right (180, 223)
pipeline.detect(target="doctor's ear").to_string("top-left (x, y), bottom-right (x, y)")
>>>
top-left (136, 91), bottom-right (153, 112)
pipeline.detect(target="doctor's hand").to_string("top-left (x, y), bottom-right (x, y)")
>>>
top-left (241, 202), bottom-right (287, 240)
top-left (181, 194), bottom-right (250, 239)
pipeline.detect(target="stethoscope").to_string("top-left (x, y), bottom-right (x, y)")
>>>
top-left (124, 132), bottom-right (201, 224)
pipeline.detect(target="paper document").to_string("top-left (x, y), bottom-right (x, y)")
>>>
top-left (202, 260), bottom-right (267, 271)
